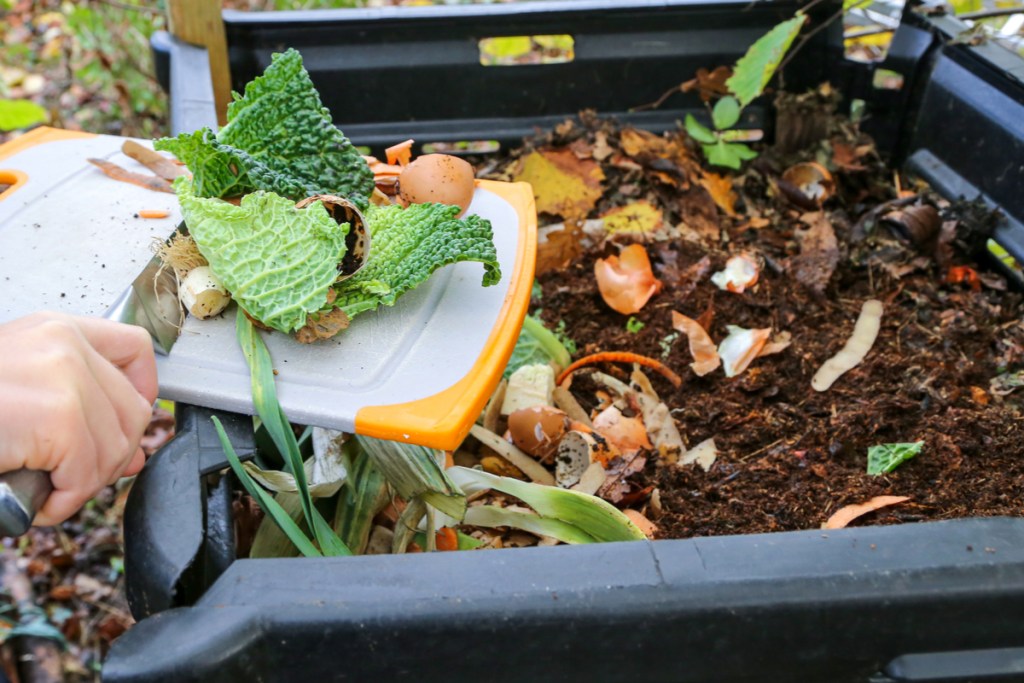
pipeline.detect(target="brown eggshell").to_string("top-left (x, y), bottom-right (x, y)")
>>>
top-left (398, 154), bottom-right (476, 217)
top-left (507, 406), bottom-right (570, 463)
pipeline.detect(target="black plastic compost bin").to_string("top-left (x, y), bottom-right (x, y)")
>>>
top-left (104, 1), bottom-right (1024, 681)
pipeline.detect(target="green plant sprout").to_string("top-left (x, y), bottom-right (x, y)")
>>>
top-left (626, 316), bottom-right (645, 334)
top-left (686, 14), bottom-right (807, 169)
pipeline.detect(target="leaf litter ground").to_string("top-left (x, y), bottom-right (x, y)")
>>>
top-left (476, 100), bottom-right (1024, 538)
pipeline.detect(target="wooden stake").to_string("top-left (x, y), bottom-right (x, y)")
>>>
top-left (166, 0), bottom-right (232, 126)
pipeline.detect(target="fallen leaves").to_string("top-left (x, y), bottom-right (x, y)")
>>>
top-left (699, 171), bottom-right (738, 217)
top-left (791, 211), bottom-right (840, 295)
top-left (600, 201), bottom-right (664, 236)
top-left (513, 148), bottom-right (605, 220)
top-left (594, 244), bottom-right (663, 314)
top-left (824, 495), bottom-right (910, 530)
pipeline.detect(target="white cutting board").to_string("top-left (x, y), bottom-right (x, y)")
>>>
top-left (0, 128), bottom-right (536, 449)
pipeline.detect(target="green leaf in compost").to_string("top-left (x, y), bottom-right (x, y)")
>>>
top-left (685, 114), bottom-right (718, 144)
top-left (703, 140), bottom-right (758, 169)
top-left (176, 177), bottom-right (348, 333)
top-left (867, 441), bottom-right (924, 476)
top-left (506, 313), bottom-right (575, 378)
top-left (726, 14), bottom-right (807, 107)
top-left (711, 95), bottom-right (742, 130)
top-left (235, 312), bottom-right (351, 556)
top-left (0, 99), bottom-right (48, 132)
top-left (213, 417), bottom-right (322, 558)
top-left (448, 467), bottom-right (646, 543)
top-left (332, 202), bottom-right (501, 319)
top-left (333, 443), bottom-right (389, 554)
top-left (355, 435), bottom-right (467, 520)
top-left (155, 48), bottom-right (373, 201)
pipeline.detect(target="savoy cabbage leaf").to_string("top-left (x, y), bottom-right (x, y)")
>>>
top-left (333, 202), bottom-right (501, 319)
top-left (156, 49), bottom-right (374, 202)
top-left (175, 177), bottom-right (349, 333)
top-left (867, 441), bottom-right (924, 476)
top-left (505, 314), bottom-right (575, 378)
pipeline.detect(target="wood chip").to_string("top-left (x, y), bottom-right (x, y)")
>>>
top-left (88, 158), bottom-right (174, 193)
top-left (122, 140), bottom-right (189, 180)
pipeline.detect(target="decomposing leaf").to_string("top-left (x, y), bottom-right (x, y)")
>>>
top-left (867, 441), bottom-right (924, 476)
top-left (619, 127), bottom-right (669, 158)
top-left (600, 201), bottom-right (664, 235)
top-left (598, 452), bottom-right (647, 503)
top-left (513, 148), bottom-right (605, 220)
top-left (824, 495), bottom-right (910, 530)
top-left (594, 244), bottom-right (663, 315)
top-left (537, 222), bottom-right (585, 275)
top-left (831, 140), bottom-right (868, 171)
top-left (295, 308), bottom-right (351, 344)
top-left (883, 204), bottom-right (941, 247)
top-left (791, 211), bottom-right (840, 295)
top-left (671, 311), bottom-right (721, 376)
top-left (681, 66), bottom-right (733, 102)
top-left (699, 172), bottom-right (738, 217)
top-left (676, 186), bottom-right (722, 242)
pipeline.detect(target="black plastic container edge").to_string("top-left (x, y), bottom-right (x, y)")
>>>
top-left (107, 517), bottom-right (1024, 682)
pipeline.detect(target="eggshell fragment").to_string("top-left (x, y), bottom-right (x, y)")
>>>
top-left (717, 325), bottom-right (771, 378)
top-left (592, 406), bottom-right (653, 453)
top-left (507, 406), bottom-right (570, 464)
top-left (398, 153), bottom-right (476, 217)
top-left (555, 430), bottom-right (616, 488)
top-left (594, 244), bottom-right (663, 314)
top-left (711, 254), bottom-right (760, 293)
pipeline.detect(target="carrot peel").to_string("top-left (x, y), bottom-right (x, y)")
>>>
top-left (557, 351), bottom-right (682, 388)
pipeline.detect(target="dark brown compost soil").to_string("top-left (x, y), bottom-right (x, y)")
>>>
top-left (483, 103), bottom-right (1024, 539)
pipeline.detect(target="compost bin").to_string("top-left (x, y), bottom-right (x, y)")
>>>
top-left (103, 1), bottom-right (1024, 681)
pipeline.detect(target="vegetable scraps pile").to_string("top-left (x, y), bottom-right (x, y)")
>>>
top-left (147, 49), bottom-right (647, 558)
top-left (155, 48), bottom-right (500, 341)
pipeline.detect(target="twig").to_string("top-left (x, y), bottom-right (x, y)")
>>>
top-left (91, 0), bottom-right (163, 15)
top-left (958, 6), bottom-right (1024, 20)
top-left (777, 0), bottom-right (874, 77)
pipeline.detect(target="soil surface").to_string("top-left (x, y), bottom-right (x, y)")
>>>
top-left (486, 104), bottom-right (1024, 538)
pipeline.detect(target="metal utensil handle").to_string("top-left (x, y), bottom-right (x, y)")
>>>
top-left (0, 469), bottom-right (53, 536)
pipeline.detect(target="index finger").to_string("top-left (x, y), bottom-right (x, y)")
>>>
top-left (71, 317), bottom-right (159, 404)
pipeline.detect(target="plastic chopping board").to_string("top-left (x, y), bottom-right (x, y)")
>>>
top-left (0, 128), bottom-right (536, 450)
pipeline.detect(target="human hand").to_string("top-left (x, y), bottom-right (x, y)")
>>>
top-left (0, 312), bottom-right (158, 526)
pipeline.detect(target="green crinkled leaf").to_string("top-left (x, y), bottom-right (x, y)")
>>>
top-left (155, 48), bottom-right (373, 201)
top-left (726, 14), bottom-right (807, 107)
top-left (685, 114), bottom-right (718, 144)
top-left (712, 95), bottom-right (741, 130)
top-left (333, 202), bottom-right (501, 319)
top-left (175, 177), bottom-right (349, 333)
top-left (867, 441), bottom-right (924, 476)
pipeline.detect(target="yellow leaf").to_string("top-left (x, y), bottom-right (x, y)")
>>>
top-left (699, 172), bottom-right (738, 217)
top-left (600, 201), bottom-right (664, 235)
top-left (513, 149), bottom-right (605, 220)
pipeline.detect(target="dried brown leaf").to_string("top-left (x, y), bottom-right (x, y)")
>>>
top-left (791, 212), bottom-right (839, 295)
